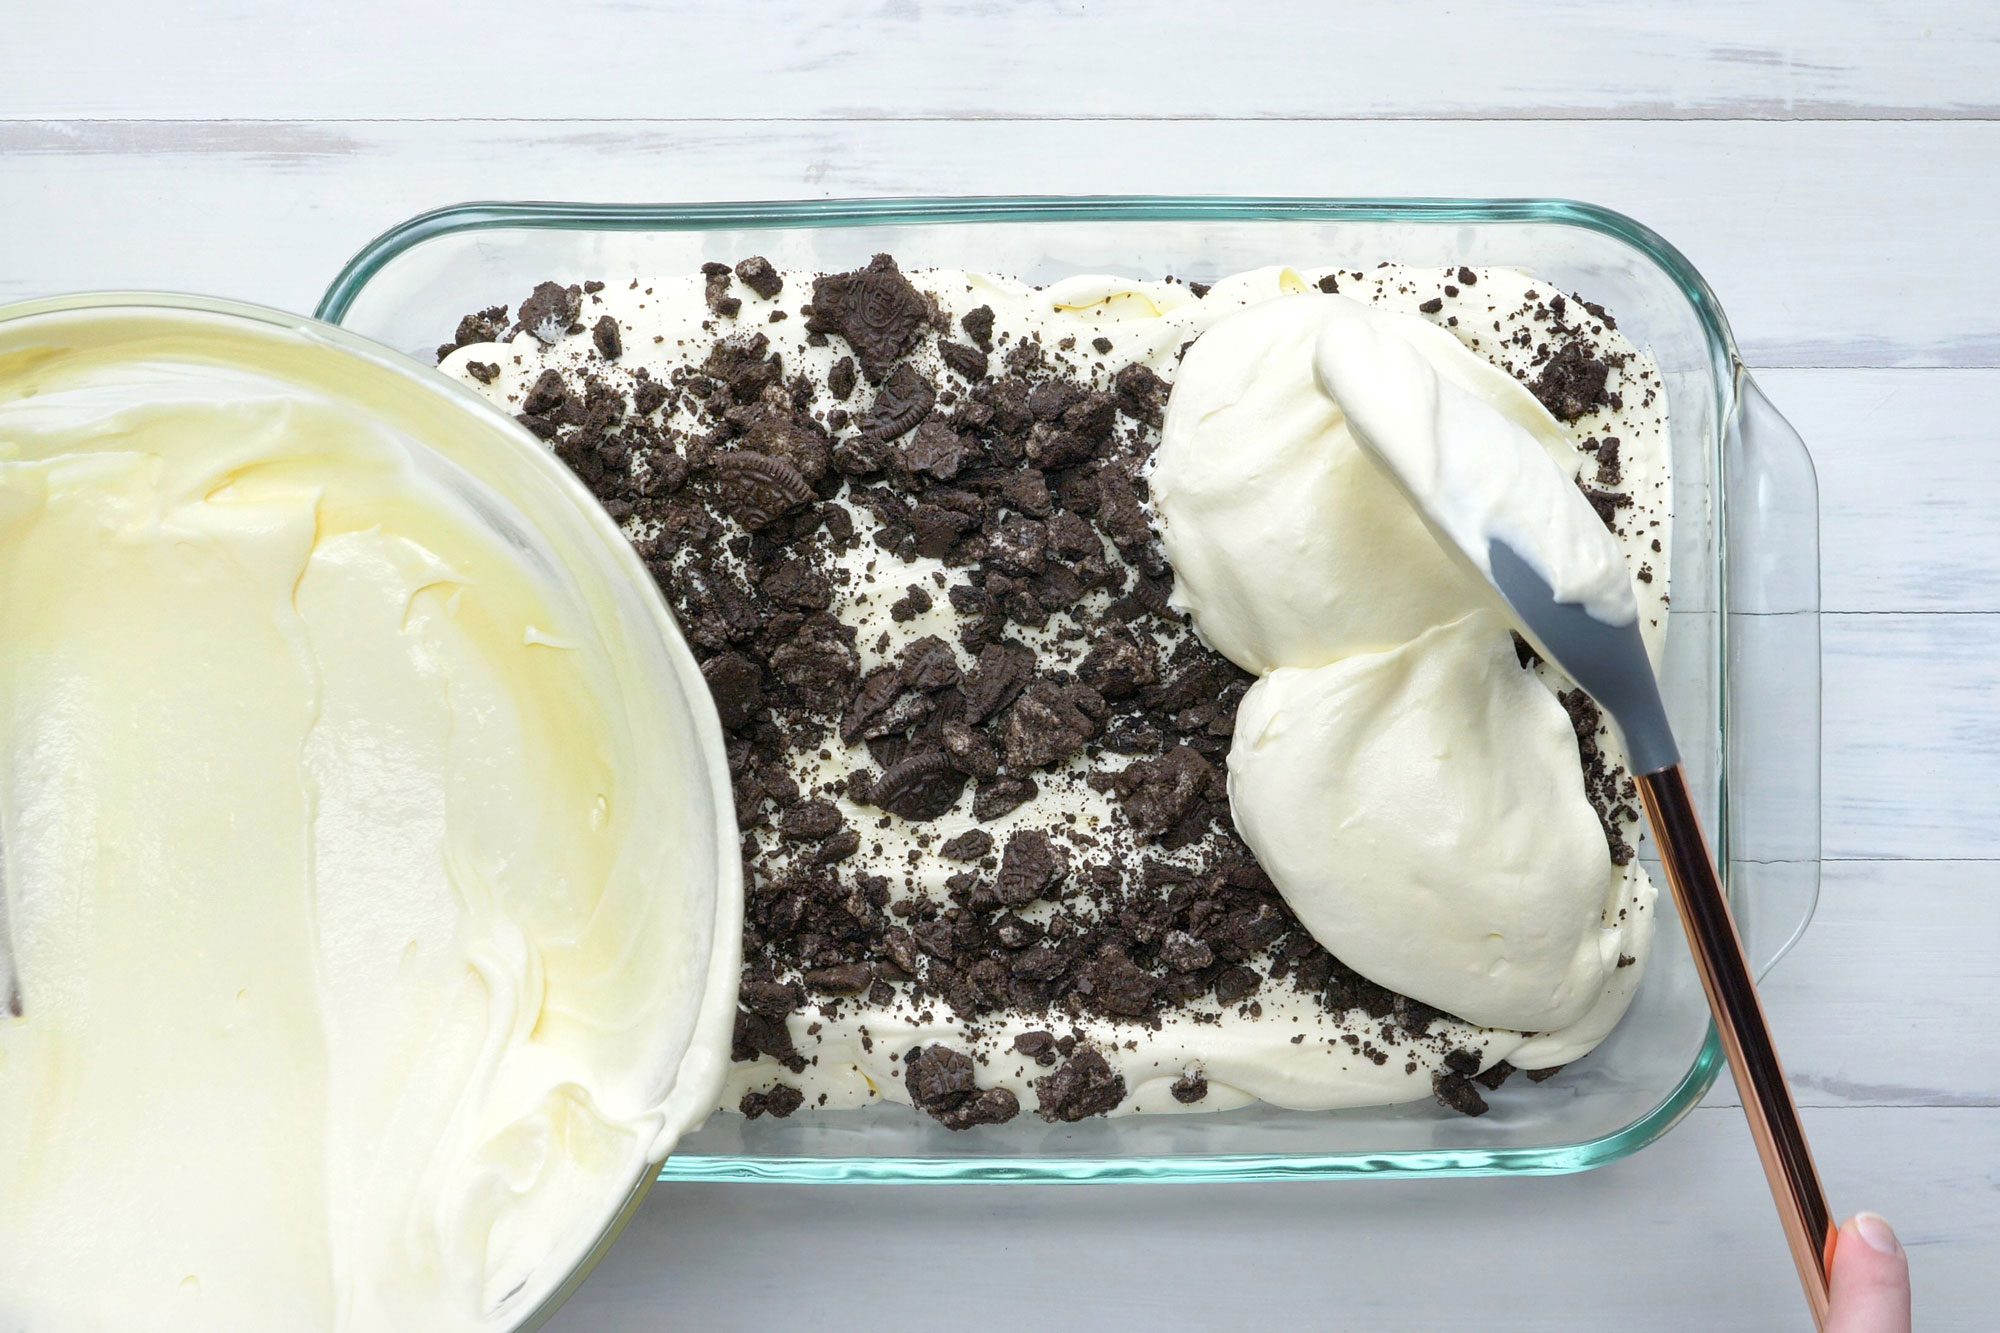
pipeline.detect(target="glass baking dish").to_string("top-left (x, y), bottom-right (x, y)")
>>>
top-left (317, 196), bottom-right (1821, 1185)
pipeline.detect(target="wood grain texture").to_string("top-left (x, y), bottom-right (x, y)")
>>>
top-left (1768, 369), bottom-right (2000, 613)
top-left (551, 1107), bottom-right (1995, 1330)
top-left (3, 1), bottom-right (1996, 122)
top-left (1824, 614), bottom-right (2000, 860)
top-left (4, 2), bottom-right (1994, 1326)
top-left (2, 119), bottom-right (1997, 368)
top-left (1714, 861), bottom-right (2000, 1110)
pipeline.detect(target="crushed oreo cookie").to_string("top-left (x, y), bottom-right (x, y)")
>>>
top-left (1036, 1048), bottom-right (1127, 1122)
top-left (437, 305), bottom-right (510, 362)
top-left (904, 1043), bottom-right (1020, 1129)
top-left (518, 282), bottom-right (581, 344)
top-left (740, 1083), bottom-right (806, 1120)
top-left (701, 262), bottom-right (742, 318)
top-left (592, 315), bottom-right (622, 360)
top-left (735, 255), bottom-right (784, 300)
top-left (1431, 1068), bottom-right (1490, 1117)
top-left (806, 253), bottom-right (931, 383)
top-left (1530, 339), bottom-right (1618, 423)
top-left (1559, 689), bottom-right (1639, 866)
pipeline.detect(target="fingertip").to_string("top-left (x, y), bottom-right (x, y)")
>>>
top-left (1826, 1214), bottom-right (1911, 1333)
top-left (1850, 1212), bottom-right (1901, 1256)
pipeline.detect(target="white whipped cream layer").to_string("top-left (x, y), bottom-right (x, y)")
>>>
top-left (0, 315), bottom-right (722, 1331)
top-left (444, 262), bottom-right (1669, 1119)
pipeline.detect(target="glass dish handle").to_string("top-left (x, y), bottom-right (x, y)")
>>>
top-left (1723, 371), bottom-right (1823, 978)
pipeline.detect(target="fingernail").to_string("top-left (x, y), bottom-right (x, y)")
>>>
top-left (1852, 1212), bottom-right (1902, 1255)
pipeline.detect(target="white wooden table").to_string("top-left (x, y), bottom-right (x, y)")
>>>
top-left (5, 4), bottom-right (1995, 1326)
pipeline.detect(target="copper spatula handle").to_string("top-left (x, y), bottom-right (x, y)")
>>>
top-left (1637, 764), bottom-right (1836, 1327)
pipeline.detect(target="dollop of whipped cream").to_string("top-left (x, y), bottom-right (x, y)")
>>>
top-left (0, 313), bottom-right (726, 1331)
top-left (1313, 303), bottom-right (1638, 627)
top-left (1150, 294), bottom-right (1584, 674)
top-left (1154, 291), bottom-right (1657, 1044)
top-left (1229, 611), bottom-right (1632, 1031)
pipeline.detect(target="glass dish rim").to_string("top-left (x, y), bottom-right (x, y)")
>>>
top-left (316, 194), bottom-right (1761, 1185)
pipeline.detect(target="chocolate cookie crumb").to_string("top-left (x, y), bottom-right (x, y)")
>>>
top-left (1432, 1070), bottom-right (1490, 1117)
top-left (1013, 1030), bottom-right (1060, 1067)
top-left (905, 1043), bottom-right (1020, 1130)
top-left (1036, 1048), bottom-right (1127, 1121)
top-left (972, 775), bottom-right (1038, 821)
top-left (517, 282), bottom-right (581, 343)
top-left (827, 356), bottom-right (857, 401)
top-left (960, 304), bottom-right (995, 351)
top-left (1214, 965), bottom-right (1260, 1006)
top-left (592, 315), bottom-right (622, 360)
top-left (889, 583), bottom-right (936, 622)
top-left (437, 304), bottom-right (509, 361)
top-left (940, 829), bottom-right (994, 861)
top-left (1559, 688), bottom-right (1638, 865)
top-left (1530, 341), bottom-right (1616, 422)
top-left (996, 830), bottom-right (1068, 909)
top-left (870, 749), bottom-right (967, 821)
top-left (939, 340), bottom-right (989, 381)
top-left (807, 254), bottom-right (929, 382)
top-left (739, 1084), bottom-right (806, 1120)
top-left (804, 962), bottom-right (874, 995)
top-left (701, 652), bottom-right (766, 731)
top-left (521, 368), bottom-right (566, 416)
top-left (713, 451), bottom-right (815, 529)
top-left (1578, 484), bottom-right (1632, 532)
top-left (862, 362), bottom-right (935, 442)
top-left (735, 256), bottom-right (783, 299)
top-left (702, 262), bottom-right (742, 318)
top-left (1170, 1071), bottom-right (1209, 1104)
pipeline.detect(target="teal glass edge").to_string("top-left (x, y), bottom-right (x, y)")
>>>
top-left (654, 1040), bottom-right (1727, 1185)
top-left (316, 195), bottom-right (1746, 1184)
top-left (316, 195), bottom-right (1744, 364)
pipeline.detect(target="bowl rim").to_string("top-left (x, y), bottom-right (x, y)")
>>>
top-left (0, 291), bottom-right (744, 1321)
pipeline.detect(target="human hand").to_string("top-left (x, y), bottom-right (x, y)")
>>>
top-left (1825, 1213), bottom-right (1910, 1333)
